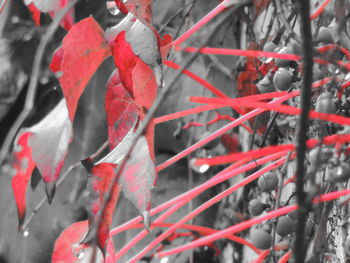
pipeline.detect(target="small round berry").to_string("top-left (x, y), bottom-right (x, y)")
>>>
top-left (248, 199), bottom-right (265, 216)
top-left (330, 162), bottom-right (350, 182)
top-left (315, 92), bottom-right (336, 114)
top-left (273, 68), bottom-right (292, 91)
top-left (317, 27), bottom-right (333, 44)
top-left (276, 216), bottom-right (294, 237)
top-left (250, 229), bottom-right (272, 250)
top-left (258, 172), bottom-right (278, 192)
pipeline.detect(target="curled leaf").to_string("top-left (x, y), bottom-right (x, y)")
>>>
top-left (50, 17), bottom-right (111, 121)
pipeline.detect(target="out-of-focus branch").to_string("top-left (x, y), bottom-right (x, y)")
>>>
top-left (293, 0), bottom-right (314, 262)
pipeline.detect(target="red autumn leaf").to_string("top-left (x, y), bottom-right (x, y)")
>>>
top-left (111, 30), bottom-right (159, 160)
top-left (50, 47), bottom-right (64, 74)
top-left (97, 127), bottom-right (156, 229)
top-left (105, 69), bottom-right (139, 149)
top-left (12, 99), bottom-right (73, 204)
top-left (49, 0), bottom-right (75, 31)
top-left (113, 0), bottom-right (128, 14)
top-left (50, 17), bottom-right (111, 121)
top-left (24, 0), bottom-right (74, 30)
top-left (99, 73), bottom-right (156, 228)
top-left (81, 163), bottom-right (120, 254)
top-left (118, 135), bottom-right (156, 229)
top-left (27, 3), bottom-right (41, 26)
top-left (11, 132), bottom-right (36, 227)
top-left (52, 220), bottom-right (116, 263)
top-left (124, 0), bottom-right (152, 25)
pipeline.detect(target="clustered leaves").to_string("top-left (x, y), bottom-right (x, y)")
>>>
top-left (5, 0), bottom-right (350, 262)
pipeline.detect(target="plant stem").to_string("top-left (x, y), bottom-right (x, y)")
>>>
top-left (294, 0), bottom-right (314, 261)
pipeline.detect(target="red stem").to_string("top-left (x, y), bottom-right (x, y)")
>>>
top-left (196, 133), bottom-right (350, 166)
top-left (156, 189), bottom-right (350, 258)
top-left (128, 154), bottom-right (292, 262)
top-left (310, 0), bottom-right (333, 20)
top-left (110, 152), bottom-right (287, 250)
top-left (176, 47), bottom-right (350, 70)
top-left (172, 2), bottom-right (227, 46)
top-left (278, 250), bottom-right (292, 263)
top-left (156, 91), bottom-right (295, 172)
top-left (252, 249), bottom-right (270, 263)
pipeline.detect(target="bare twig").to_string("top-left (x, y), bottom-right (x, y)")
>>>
top-left (293, 0), bottom-right (314, 262)
top-left (0, 0), bottom-right (79, 166)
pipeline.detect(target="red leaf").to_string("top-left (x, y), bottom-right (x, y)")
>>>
top-left (113, 0), bottom-right (128, 14)
top-left (52, 220), bottom-right (116, 263)
top-left (24, 0), bottom-right (74, 30)
top-left (11, 132), bottom-right (36, 227)
top-left (51, 17), bottom-right (111, 121)
top-left (27, 3), bottom-right (41, 26)
top-left (97, 132), bottom-right (156, 229)
top-left (82, 163), bottom-right (120, 254)
top-left (105, 70), bottom-right (139, 149)
top-left (13, 99), bottom-right (73, 203)
top-left (49, 47), bottom-right (64, 74)
top-left (118, 135), bottom-right (156, 229)
top-left (111, 31), bottom-right (157, 159)
top-left (49, 0), bottom-right (75, 31)
top-left (125, 0), bottom-right (152, 25)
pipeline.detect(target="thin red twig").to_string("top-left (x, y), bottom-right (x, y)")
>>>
top-left (127, 154), bottom-right (292, 262)
top-left (310, 0), bottom-right (332, 20)
top-left (156, 189), bottom-right (350, 258)
top-left (172, 2), bottom-right (227, 46)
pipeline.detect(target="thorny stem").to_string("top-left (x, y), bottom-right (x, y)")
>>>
top-left (0, 0), bottom-right (79, 166)
top-left (294, 0), bottom-right (314, 262)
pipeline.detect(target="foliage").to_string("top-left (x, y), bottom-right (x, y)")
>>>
top-left (1, 0), bottom-right (350, 262)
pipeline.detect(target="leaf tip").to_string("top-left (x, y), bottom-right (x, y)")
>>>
top-left (44, 182), bottom-right (57, 204)
top-left (81, 157), bottom-right (94, 173)
top-left (142, 210), bottom-right (151, 232)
